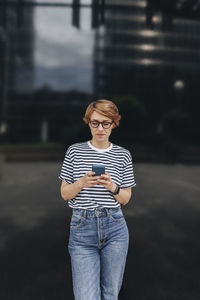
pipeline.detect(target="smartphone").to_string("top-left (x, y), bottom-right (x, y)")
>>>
top-left (92, 164), bottom-right (105, 176)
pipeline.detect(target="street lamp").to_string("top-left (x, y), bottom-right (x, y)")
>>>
top-left (173, 79), bottom-right (185, 91)
top-left (173, 79), bottom-right (185, 111)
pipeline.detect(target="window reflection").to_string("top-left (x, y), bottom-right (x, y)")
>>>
top-left (0, 0), bottom-right (200, 148)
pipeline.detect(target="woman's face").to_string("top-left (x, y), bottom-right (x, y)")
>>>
top-left (88, 111), bottom-right (115, 143)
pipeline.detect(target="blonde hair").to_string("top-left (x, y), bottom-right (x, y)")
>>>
top-left (83, 99), bottom-right (121, 127)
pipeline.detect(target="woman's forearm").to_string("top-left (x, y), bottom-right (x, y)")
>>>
top-left (61, 179), bottom-right (84, 201)
top-left (109, 183), bottom-right (131, 206)
top-left (114, 189), bottom-right (131, 205)
top-left (96, 173), bottom-right (132, 206)
top-left (61, 171), bottom-right (103, 201)
top-left (61, 177), bottom-right (131, 205)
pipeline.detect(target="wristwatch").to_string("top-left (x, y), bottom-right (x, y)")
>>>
top-left (112, 184), bottom-right (120, 195)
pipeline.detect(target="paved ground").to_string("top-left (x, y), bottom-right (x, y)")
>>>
top-left (0, 161), bottom-right (200, 300)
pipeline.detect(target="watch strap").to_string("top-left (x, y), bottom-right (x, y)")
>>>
top-left (112, 184), bottom-right (120, 195)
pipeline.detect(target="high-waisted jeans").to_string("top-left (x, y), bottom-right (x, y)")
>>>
top-left (68, 207), bottom-right (129, 300)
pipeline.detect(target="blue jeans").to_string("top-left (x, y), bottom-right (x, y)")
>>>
top-left (68, 207), bottom-right (129, 300)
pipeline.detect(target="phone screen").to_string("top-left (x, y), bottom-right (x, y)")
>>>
top-left (92, 164), bottom-right (105, 176)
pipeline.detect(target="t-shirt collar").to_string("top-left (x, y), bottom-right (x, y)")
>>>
top-left (88, 141), bottom-right (112, 153)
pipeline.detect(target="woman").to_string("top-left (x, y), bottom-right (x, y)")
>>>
top-left (59, 99), bottom-right (136, 300)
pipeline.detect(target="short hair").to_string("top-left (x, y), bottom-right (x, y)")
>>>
top-left (83, 99), bottom-right (121, 127)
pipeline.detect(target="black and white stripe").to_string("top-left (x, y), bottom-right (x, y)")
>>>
top-left (59, 141), bottom-right (136, 210)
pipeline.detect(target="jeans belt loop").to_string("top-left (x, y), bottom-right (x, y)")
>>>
top-left (83, 209), bottom-right (86, 219)
top-left (105, 208), bottom-right (110, 217)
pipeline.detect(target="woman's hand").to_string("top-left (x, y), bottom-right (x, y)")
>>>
top-left (79, 171), bottom-right (100, 189)
top-left (61, 171), bottom-right (100, 201)
top-left (96, 172), bottom-right (116, 193)
top-left (96, 172), bottom-right (132, 205)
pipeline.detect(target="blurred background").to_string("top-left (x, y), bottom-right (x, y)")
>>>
top-left (0, 0), bottom-right (200, 299)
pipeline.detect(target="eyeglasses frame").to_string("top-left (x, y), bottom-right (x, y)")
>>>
top-left (89, 120), bottom-right (114, 129)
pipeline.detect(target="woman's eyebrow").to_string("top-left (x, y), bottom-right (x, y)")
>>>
top-left (91, 119), bottom-right (110, 122)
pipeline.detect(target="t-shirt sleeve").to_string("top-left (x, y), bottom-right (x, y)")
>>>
top-left (120, 151), bottom-right (136, 189)
top-left (58, 147), bottom-right (74, 184)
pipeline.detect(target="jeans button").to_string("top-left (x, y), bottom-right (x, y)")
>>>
top-left (95, 209), bottom-right (101, 216)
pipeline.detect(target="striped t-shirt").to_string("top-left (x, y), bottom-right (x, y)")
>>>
top-left (58, 141), bottom-right (136, 210)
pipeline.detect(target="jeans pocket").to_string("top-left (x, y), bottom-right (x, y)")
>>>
top-left (109, 208), bottom-right (124, 222)
top-left (70, 213), bottom-right (86, 228)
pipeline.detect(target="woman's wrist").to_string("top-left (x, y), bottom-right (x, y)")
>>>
top-left (78, 178), bottom-right (84, 190)
top-left (109, 182), bottom-right (116, 194)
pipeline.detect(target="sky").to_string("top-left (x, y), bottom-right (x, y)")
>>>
top-left (34, 0), bottom-right (92, 5)
top-left (34, 5), bottom-right (94, 93)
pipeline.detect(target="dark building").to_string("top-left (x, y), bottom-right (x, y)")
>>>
top-left (0, 0), bottom-right (200, 148)
top-left (0, 0), bottom-right (35, 139)
top-left (93, 0), bottom-right (200, 145)
top-left (0, 1), bottom-right (92, 143)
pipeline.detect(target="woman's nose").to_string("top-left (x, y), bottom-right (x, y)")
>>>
top-left (98, 124), bottom-right (103, 131)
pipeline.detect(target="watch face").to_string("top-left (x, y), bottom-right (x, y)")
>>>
top-left (116, 186), bottom-right (120, 194)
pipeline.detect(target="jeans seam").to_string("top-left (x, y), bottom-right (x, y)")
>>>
top-left (109, 215), bottom-right (124, 222)
top-left (70, 216), bottom-right (86, 228)
top-left (101, 216), bottom-right (107, 245)
top-left (97, 216), bottom-right (107, 246)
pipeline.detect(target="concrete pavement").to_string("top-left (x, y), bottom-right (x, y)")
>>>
top-left (0, 162), bottom-right (200, 300)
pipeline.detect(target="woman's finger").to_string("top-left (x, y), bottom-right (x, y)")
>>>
top-left (98, 179), bottom-right (108, 184)
top-left (100, 174), bottom-right (109, 180)
top-left (87, 171), bottom-right (95, 176)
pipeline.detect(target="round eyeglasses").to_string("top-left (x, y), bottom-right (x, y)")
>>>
top-left (90, 120), bottom-right (113, 129)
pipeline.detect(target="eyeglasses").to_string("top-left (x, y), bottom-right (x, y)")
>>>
top-left (89, 120), bottom-right (113, 129)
